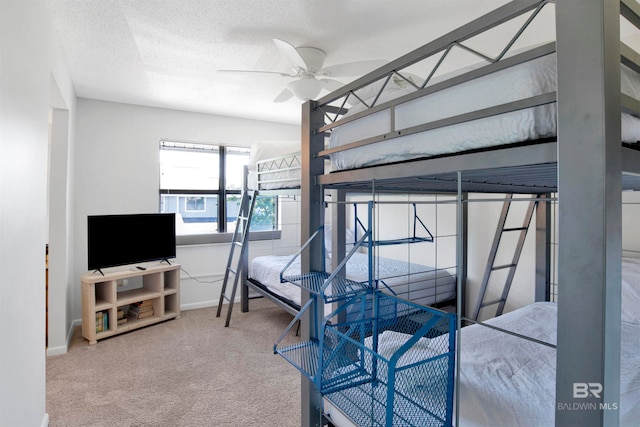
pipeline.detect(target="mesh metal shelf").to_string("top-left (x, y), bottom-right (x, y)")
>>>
top-left (275, 292), bottom-right (456, 427)
top-left (276, 340), bottom-right (320, 381)
top-left (281, 271), bottom-right (372, 303)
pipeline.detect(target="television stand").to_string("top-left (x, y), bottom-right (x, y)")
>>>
top-left (81, 263), bottom-right (180, 345)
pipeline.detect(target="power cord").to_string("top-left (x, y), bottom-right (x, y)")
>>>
top-left (180, 267), bottom-right (225, 284)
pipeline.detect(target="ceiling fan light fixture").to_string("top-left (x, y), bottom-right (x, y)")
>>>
top-left (220, 38), bottom-right (387, 103)
top-left (287, 78), bottom-right (323, 101)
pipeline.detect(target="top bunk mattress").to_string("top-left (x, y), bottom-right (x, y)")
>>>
top-left (328, 52), bottom-right (640, 171)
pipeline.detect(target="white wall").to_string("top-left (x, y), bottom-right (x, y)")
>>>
top-left (72, 99), bottom-right (300, 319)
top-left (0, 0), bottom-right (76, 425)
top-left (340, 192), bottom-right (540, 320)
top-left (466, 194), bottom-right (538, 320)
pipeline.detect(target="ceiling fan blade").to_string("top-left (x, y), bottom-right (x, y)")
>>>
top-left (320, 59), bottom-right (388, 77)
top-left (273, 88), bottom-right (294, 103)
top-left (217, 69), bottom-right (296, 78)
top-left (273, 38), bottom-right (308, 70)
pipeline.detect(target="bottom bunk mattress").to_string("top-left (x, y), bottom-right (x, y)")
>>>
top-left (248, 252), bottom-right (456, 314)
top-left (323, 301), bottom-right (640, 426)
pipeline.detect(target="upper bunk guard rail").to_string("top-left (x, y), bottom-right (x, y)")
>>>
top-left (255, 151), bottom-right (302, 190)
top-left (314, 0), bottom-right (554, 131)
top-left (312, 0), bottom-right (640, 166)
top-left (315, 0), bottom-right (551, 110)
top-left (318, 92), bottom-right (557, 159)
top-left (317, 42), bottom-right (557, 136)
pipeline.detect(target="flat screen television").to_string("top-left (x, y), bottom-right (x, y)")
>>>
top-left (87, 213), bottom-right (176, 271)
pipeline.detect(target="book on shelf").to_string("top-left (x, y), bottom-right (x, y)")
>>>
top-left (127, 300), bottom-right (154, 319)
top-left (130, 300), bottom-right (153, 309)
top-left (95, 310), bottom-right (109, 333)
top-left (117, 308), bottom-right (127, 325)
top-left (136, 310), bottom-right (154, 319)
top-left (96, 311), bottom-right (103, 333)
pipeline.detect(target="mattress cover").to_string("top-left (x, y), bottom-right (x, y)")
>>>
top-left (328, 53), bottom-right (640, 170)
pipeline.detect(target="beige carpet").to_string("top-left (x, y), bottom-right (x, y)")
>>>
top-left (47, 299), bottom-right (302, 427)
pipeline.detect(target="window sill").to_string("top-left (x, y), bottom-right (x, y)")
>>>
top-left (176, 230), bottom-right (282, 246)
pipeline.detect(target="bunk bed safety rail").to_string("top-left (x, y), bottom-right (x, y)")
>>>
top-left (273, 290), bottom-right (371, 381)
top-left (315, 0), bottom-right (553, 124)
top-left (281, 230), bottom-right (374, 303)
top-left (321, 293), bottom-right (456, 427)
top-left (255, 151), bottom-right (302, 190)
top-left (279, 225), bottom-right (326, 283)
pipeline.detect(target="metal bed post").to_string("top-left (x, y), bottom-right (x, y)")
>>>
top-left (300, 100), bottom-right (325, 427)
top-left (535, 193), bottom-right (551, 303)
top-left (241, 165), bottom-right (250, 313)
top-left (455, 172), bottom-right (464, 426)
top-left (330, 189), bottom-right (347, 325)
top-left (461, 192), bottom-right (468, 320)
top-left (556, 1), bottom-right (622, 426)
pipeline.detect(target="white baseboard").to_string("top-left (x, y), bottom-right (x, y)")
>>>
top-left (180, 300), bottom-right (216, 311)
top-left (46, 319), bottom-right (81, 357)
top-left (41, 412), bottom-right (49, 427)
top-left (180, 296), bottom-right (245, 312)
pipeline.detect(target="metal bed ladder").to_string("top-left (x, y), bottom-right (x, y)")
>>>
top-left (472, 194), bottom-right (538, 321)
top-left (216, 190), bottom-right (257, 327)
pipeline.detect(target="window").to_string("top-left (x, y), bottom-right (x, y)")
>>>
top-left (160, 141), bottom-right (279, 244)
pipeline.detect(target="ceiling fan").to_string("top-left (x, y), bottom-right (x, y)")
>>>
top-left (219, 39), bottom-right (387, 102)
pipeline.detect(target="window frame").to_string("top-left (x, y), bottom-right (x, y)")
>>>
top-left (159, 141), bottom-right (281, 245)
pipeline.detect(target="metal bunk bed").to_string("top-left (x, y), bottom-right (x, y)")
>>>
top-left (291, 0), bottom-right (640, 426)
top-left (236, 153), bottom-right (459, 322)
top-left (240, 151), bottom-right (304, 317)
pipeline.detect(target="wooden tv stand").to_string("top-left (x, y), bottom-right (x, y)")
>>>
top-left (81, 263), bottom-right (180, 345)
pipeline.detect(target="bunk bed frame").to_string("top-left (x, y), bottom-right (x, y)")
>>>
top-left (240, 159), bottom-right (459, 320)
top-left (295, 0), bottom-right (640, 426)
top-left (240, 156), bottom-right (303, 316)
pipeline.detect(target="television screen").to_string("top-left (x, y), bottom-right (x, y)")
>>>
top-left (87, 213), bottom-right (176, 270)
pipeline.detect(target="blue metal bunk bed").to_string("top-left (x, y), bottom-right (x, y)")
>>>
top-left (287, 1), bottom-right (640, 426)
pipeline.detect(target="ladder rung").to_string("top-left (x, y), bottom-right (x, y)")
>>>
top-left (502, 227), bottom-right (528, 232)
top-left (481, 298), bottom-right (506, 308)
top-left (491, 263), bottom-right (517, 271)
top-left (217, 189), bottom-right (257, 327)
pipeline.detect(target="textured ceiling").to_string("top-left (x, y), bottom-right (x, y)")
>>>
top-left (45, 0), bottom-right (563, 124)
